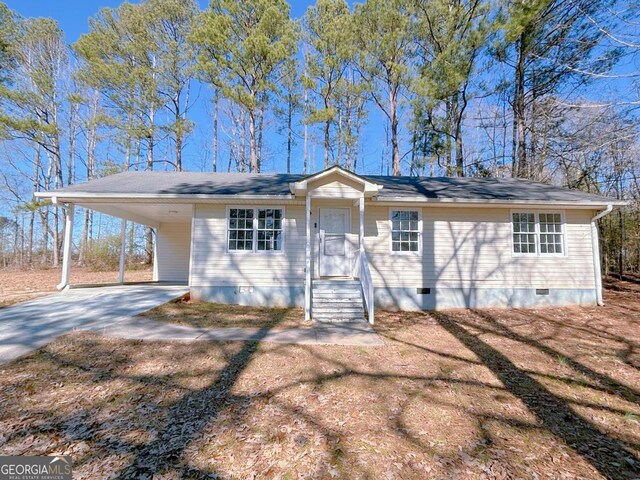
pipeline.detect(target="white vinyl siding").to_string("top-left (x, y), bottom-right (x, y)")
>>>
top-left (190, 203), bottom-right (595, 291)
top-left (191, 204), bottom-right (304, 287)
top-left (363, 206), bottom-right (595, 289)
top-left (156, 222), bottom-right (191, 282)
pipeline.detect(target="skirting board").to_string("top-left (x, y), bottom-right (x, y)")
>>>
top-left (191, 285), bottom-right (597, 310)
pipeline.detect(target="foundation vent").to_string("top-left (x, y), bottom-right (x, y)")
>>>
top-left (416, 288), bottom-right (431, 295)
top-left (535, 288), bottom-right (550, 296)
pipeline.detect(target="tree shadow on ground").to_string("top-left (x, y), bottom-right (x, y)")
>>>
top-left (114, 329), bottom-right (275, 479)
top-left (2, 299), bottom-right (640, 478)
top-left (431, 310), bottom-right (640, 480)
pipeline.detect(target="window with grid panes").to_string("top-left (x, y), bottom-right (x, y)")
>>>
top-left (228, 208), bottom-right (254, 251)
top-left (512, 212), bottom-right (536, 254)
top-left (391, 210), bottom-right (420, 252)
top-left (257, 208), bottom-right (283, 251)
top-left (538, 213), bottom-right (563, 254)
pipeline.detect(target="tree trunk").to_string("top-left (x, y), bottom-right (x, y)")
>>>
top-left (324, 119), bottom-right (330, 168)
top-left (449, 92), bottom-right (465, 177)
top-left (287, 94), bottom-right (293, 174)
top-left (175, 127), bottom-right (183, 171)
top-left (174, 82), bottom-right (187, 172)
top-left (27, 210), bottom-right (34, 265)
top-left (28, 145), bottom-right (42, 265)
top-left (125, 135), bottom-right (132, 171)
top-left (79, 209), bottom-right (89, 267)
top-left (213, 90), bottom-right (219, 172)
top-left (68, 101), bottom-right (78, 186)
top-left (128, 222), bottom-right (135, 258)
top-left (618, 208), bottom-right (624, 278)
top-left (257, 107), bottom-right (264, 172)
top-left (455, 133), bottom-right (464, 177)
top-left (303, 86), bottom-right (308, 175)
top-left (80, 93), bottom-right (98, 266)
top-left (337, 110), bottom-right (342, 167)
top-left (40, 209), bottom-right (48, 267)
top-left (390, 87), bottom-right (400, 176)
top-left (248, 108), bottom-right (259, 173)
top-left (514, 33), bottom-right (527, 178)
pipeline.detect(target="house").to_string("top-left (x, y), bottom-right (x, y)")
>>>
top-left (36, 166), bottom-right (625, 323)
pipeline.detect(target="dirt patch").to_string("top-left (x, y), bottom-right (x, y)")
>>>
top-left (0, 268), bottom-right (153, 308)
top-left (0, 278), bottom-right (638, 478)
top-left (141, 297), bottom-right (311, 329)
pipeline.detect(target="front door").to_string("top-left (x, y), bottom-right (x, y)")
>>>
top-left (319, 208), bottom-right (351, 277)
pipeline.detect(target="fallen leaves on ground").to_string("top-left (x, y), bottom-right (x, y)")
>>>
top-left (0, 276), bottom-right (639, 478)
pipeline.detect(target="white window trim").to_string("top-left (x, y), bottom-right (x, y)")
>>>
top-left (388, 207), bottom-right (422, 255)
top-left (510, 209), bottom-right (567, 257)
top-left (225, 206), bottom-right (286, 254)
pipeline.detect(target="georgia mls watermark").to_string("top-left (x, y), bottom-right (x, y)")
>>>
top-left (0, 456), bottom-right (72, 480)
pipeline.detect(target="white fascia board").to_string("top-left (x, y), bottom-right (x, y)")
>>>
top-left (372, 197), bottom-right (627, 208)
top-left (35, 190), bottom-right (625, 209)
top-left (34, 191), bottom-right (296, 202)
top-left (291, 165), bottom-right (383, 196)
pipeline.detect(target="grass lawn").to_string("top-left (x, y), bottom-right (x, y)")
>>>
top-left (141, 296), bottom-right (310, 329)
top-left (0, 277), bottom-right (639, 479)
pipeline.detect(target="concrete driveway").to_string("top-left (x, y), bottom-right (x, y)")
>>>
top-left (0, 284), bottom-right (188, 363)
top-left (0, 283), bottom-right (383, 364)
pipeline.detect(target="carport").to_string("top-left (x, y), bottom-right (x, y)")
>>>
top-left (34, 189), bottom-right (194, 290)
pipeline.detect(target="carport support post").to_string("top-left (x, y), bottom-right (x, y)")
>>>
top-left (57, 203), bottom-right (74, 290)
top-left (118, 218), bottom-right (127, 284)
top-left (305, 195), bottom-right (311, 321)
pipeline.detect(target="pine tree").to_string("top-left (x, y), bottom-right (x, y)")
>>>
top-left (191, 0), bottom-right (298, 173)
top-left (353, 0), bottom-right (415, 176)
top-left (0, 17), bottom-right (68, 265)
top-left (414, 0), bottom-right (491, 177)
top-left (497, 0), bottom-right (618, 178)
top-left (74, 3), bottom-right (161, 172)
top-left (302, 0), bottom-right (354, 168)
top-left (146, 0), bottom-right (198, 172)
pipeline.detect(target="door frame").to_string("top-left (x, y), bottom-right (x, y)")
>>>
top-left (317, 206), bottom-right (352, 278)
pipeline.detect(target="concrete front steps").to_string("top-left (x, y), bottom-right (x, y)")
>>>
top-left (312, 279), bottom-right (366, 323)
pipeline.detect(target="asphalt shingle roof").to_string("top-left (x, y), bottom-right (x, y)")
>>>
top-left (41, 171), bottom-right (622, 205)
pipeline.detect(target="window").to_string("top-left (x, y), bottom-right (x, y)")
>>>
top-left (511, 211), bottom-right (564, 255)
top-left (512, 212), bottom-right (536, 254)
top-left (228, 208), bottom-right (254, 251)
top-left (538, 213), bottom-right (563, 254)
top-left (227, 207), bottom-right (284, 252)
top-left (391, 210), bottom-right (420, 252)
top-left (257, 208), bottom-right (283, 251)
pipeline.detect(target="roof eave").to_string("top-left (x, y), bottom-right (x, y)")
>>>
top-left (372, 196), bottom-right (628, 208)
top-left (291, 165), bottom-right (383, 197)
top-left (34, 191), bottom-right (627, 208)
top-left (34, 191), bottom-right (295, 202)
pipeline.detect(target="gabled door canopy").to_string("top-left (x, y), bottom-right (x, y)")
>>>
top-left (290, 165), bottom-right (383, 197)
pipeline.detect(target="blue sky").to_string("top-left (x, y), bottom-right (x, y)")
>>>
top-left (4, 1), bottom-right (318, 43)
top-left (3, 0), bottom-right (394, 177)
top-left (2, 1), bottom-right (635, 179)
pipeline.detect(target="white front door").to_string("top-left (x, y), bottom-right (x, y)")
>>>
top-left (319, 208), bottom-right (351, 277)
